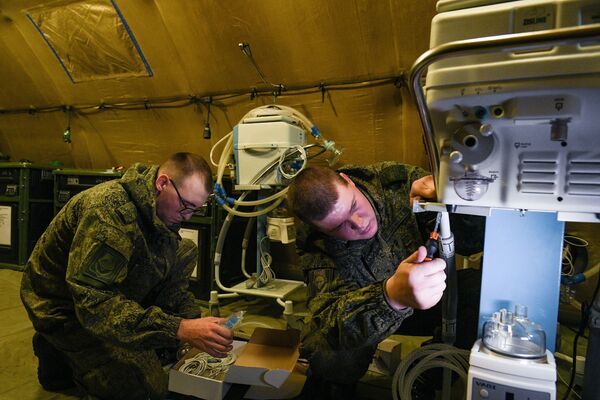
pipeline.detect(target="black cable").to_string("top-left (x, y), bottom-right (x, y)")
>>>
top-left (0, 75), bottom-right (403, 116)
top-left (562, 300), bottom-right (588, 400)
top-left (306, 145), bottom-right (327, 160)
top-left (561, 233), bottom-right (598, 400)
top-left (566, 325), bottom-right (588, 340)
top-left (591, 266), bottom-right (600, 318)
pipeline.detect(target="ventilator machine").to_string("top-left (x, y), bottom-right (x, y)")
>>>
top-left (210, 104), bottom-right (342, 320)
top-left (411, 0), bottom-right (600, 398)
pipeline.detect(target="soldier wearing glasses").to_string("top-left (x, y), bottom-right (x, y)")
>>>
top-left (20, 152), bottom-right (233, 400)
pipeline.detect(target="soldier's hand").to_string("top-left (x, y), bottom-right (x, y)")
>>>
top-left (410, 175), bottom-right (436, 207)
top-left (385, 246), bottom-right (446, 310)
top-left (177, 317), bottom-right (234, 358)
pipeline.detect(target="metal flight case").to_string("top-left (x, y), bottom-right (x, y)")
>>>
top-left (0, 162), bottom-right (54, 270)
top-left (53, 168), bottom-right (123, 214)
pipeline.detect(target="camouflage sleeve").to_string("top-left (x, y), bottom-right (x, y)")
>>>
top-left (153, 238), bottom-right (202, 319)
top-left (298, 245), bottom-right (413, 354)
top-left (405, 164), bottom-right (430, 186)
top-left (65, 205), bottom-right (181, 350)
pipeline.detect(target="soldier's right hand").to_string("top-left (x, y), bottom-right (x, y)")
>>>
top-left (177, 317), bottom-right (234, 358)
top-left (384, 246), bottom-right (446, 310)
top-left (409, 175), bottom-right (436, 207)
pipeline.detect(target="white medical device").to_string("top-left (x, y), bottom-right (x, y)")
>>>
top-left (467, 305), bottom-right (557, 399)
top-left (233, 115), bottom-right (306, 190)
top-left (212, 105), bottom-right (342, 317)
top-left (422, 0), bottom-right (600, 222)
top-left (410, 0), bottom-right (600, 398)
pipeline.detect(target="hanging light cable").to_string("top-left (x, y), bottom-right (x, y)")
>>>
top-left (63, 106), bottom-right (72, 143)
top-left (203, 96), bottom-right (212, 139)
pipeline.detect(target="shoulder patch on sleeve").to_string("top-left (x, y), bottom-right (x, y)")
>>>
top-left (115, 202), bottom-right (138, 224)
top-left (74, 243), bottom-right (128, 289)
top-left (380, 165), bottom-right (407, 187)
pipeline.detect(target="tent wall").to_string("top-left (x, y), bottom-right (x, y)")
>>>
top-left (0, 0), bottom-right (437, 169)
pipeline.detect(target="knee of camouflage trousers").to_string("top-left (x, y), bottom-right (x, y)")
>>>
top-left (307, 344), bottom-right (377, 385)
top-left (63, 342), bottom-right (168, 400)
top-left (32, 332), bottom-right (76, 391)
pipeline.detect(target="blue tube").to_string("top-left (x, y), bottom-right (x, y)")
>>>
top-left (561, 273), bottom-right (586, 285)
top-left (310, 126), bottom-right (321, 138)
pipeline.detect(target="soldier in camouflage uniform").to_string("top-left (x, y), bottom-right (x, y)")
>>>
top-left (20, 152), bottom-right (233, 400)
top-left (287, 162), bottom-right (483, 396)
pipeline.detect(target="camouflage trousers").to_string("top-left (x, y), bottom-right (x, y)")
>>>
top-left (304, 342), bottom-right (378, 385)
top-left (41, 325), bottom-right (169, 400)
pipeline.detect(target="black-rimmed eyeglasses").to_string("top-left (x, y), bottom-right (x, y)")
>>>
top-left (169, 178), bottom-right (201, 216)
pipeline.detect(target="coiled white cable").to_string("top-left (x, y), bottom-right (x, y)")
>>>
top-left (179, 351), bottom-right (237, 380)
top-left (258, 236), bottom-right (276, 285)
top-left (392, 344), bottom-right (470, 400)
top-left (562, 235), bottom-right (588, 277)
top-left (278, 144), bottom-right (307, 180)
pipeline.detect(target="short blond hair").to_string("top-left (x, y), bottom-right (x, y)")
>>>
top-left (159, 152), bottom-right (213, 193)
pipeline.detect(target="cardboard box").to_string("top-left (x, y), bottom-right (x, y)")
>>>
top-left (169, 341), bottom-right (244, 400)
top-left (375, 337), bottom-right (402, 373)
top-left (244, 365), bottom-right (307, 400)
top-left (169, 328), bottom-right (301, 399)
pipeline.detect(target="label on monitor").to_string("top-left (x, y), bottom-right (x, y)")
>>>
top-left (471, 377), bottom-right (551, 400)
top-left (514, 4), bottom-right (555, 33)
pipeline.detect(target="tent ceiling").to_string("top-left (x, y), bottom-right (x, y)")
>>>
top-left (0, 0), bottom-right (435, 107)
top-left (0, 0), bottom-right (437, 169)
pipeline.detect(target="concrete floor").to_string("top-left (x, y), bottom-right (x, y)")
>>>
top-left (0, 269), bottom-right (79, 400)
top-left (1, 268), bottom-right (587, 400)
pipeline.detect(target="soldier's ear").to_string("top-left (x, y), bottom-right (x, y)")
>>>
top-left (339, 173), bottom-right (355, 187)
top-left (155, 174), bottom-right (169, 192)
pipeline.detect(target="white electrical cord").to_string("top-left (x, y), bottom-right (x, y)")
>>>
top-left (278, 144), bottom-right (307, 179)
top-left (258, 236), bottom-right (276, 285)
top-left (223, 195), bottom-right (286, 218)
top-left (562, 235), bottom-right (588, 277)
top-left (209, 131), bottom-right (233, 167)
top-left (179, 351), bottom-right (237, 380)
top-left (240, 217), bottom-right (256, 279)
top-left (557, 370), bottom-right (582, 399)
top-left (392, 344), bottom-right (470, 400)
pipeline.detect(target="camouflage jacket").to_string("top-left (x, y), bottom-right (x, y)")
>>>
top-left (20, 164), bottom-right (200, 350)
top-left (299, 162), bottom-right (429, 353)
